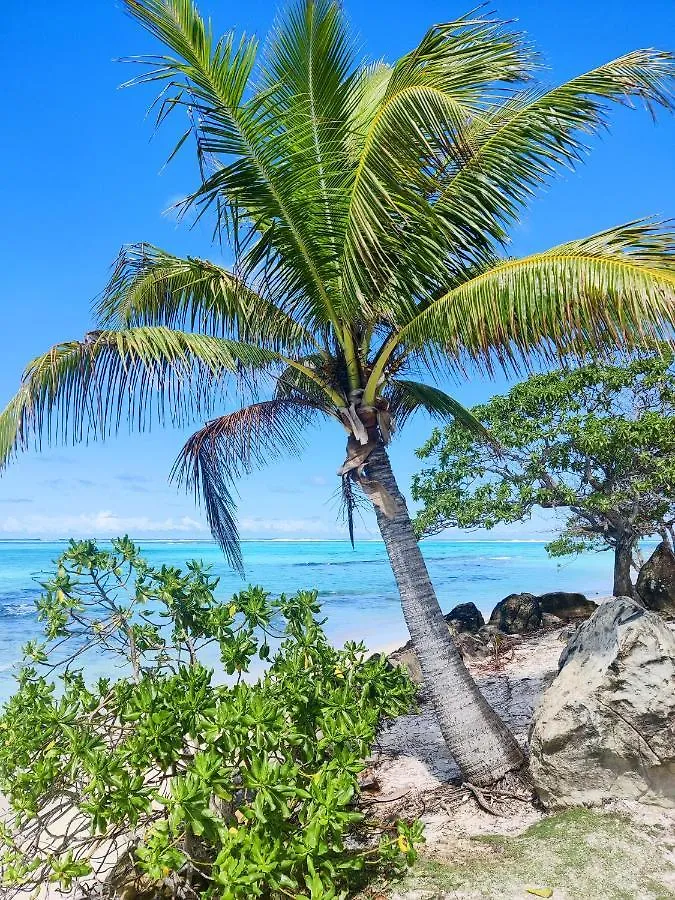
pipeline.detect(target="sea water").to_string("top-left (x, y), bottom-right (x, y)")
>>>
top-left (0, 539), bottom-right (618, 703)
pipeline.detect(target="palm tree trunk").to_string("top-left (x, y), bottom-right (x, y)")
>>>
top-left (357, 442), bottom-right (524, 785)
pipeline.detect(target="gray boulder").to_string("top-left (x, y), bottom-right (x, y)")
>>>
top-left (387, 640), bottom-right (422, 684)
top-left (530, 597), bottom-right (675, 808)
top-left (636, 542), bottom-right (675, 617)
top-left (538, 591), bottom-right (597, 622)
top-left (489, 592), bottom-right (542, 634)
top-left (444, 601), bottom-right (485, 634)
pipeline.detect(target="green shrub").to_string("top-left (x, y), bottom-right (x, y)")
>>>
top-left (0, 537), bottom-right (420, 899)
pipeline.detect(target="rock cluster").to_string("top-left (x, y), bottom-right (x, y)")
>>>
top-left (388, 592), bottom-right (598, 682)
top-left (530, 597), bottom-right (675, 808)
top-left (386, 586), bottom-right (675, 814)
top-left (488, 591), bottom-right (598, 634)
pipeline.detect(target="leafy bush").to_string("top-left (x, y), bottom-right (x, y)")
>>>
top-left (0, 538), bottom-right (420, 899)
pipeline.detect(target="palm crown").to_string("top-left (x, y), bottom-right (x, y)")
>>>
top-left (2, 0), bottom-right (674, 573)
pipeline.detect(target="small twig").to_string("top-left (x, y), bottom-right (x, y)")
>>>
top-left (360, 790), bottom-right (409, 805)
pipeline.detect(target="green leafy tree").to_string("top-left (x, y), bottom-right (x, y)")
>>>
top-left (0, 538), bottom-right (420, 899)
top-left (1, 0), bottom-right (674, 783)
top-left (413, 351), bottom-right (675, 597)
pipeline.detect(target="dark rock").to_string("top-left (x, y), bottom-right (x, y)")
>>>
top-left (636, 542), bottom-right (675, 618)
top-left (489, 592), bottom-right (542, 634)
top-left (444, 601), bottom-right (485, 634)
top-left (489, 590), bottom-right (595, 634)
top-left (538, 591), bottom-right (597, 622)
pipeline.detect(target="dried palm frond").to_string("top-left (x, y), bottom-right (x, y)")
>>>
top-left (172, 399), bottom-right (329, 570)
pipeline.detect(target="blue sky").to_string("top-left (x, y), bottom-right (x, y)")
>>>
top-left (1, 0), bottom-right (674, 542)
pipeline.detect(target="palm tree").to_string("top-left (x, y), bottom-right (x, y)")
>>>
top-left (2, 0), bottom-right (674, 785)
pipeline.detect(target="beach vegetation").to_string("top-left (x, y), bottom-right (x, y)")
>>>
top-left (0, 0), bottom-right (674, 783)
top-left (0, 537), bottom-right (419, 899)
top-left (413, 349), bottom-right (675, 597)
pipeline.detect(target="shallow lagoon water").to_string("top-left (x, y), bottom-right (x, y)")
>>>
top-left (0, 539), bottom-right (621, 702)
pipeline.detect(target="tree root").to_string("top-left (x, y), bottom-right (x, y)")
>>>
top-left (358, 767), bottom-right (537, 823)
top-left (462, 781), bottom-right (505, 816)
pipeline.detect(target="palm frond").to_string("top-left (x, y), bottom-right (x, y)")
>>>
top-left (386, 379), bottom-right (494, 443)
top-left (340, 12), bottom-right (533, 311)
top-left (123, 0), bottom-right (343, 331)
top-left (0, 327), bottom-right (278, 469)
top-left (435, 50), bottom-right (675, 243)
top-left (96, 243), bottom-right (317, 351)
top-left (395, 220), bottom-right (675, 375)
top-left (172, 399), bottom-right (328, 568)
top-left (258, 0), bottom-right (355, 262)
top-left (346, 62), bottom-right (393, 160)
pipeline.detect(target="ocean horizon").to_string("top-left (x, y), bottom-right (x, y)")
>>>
top-left (0, 538), bottom-right (633, 702)
top-left (0, 537), bottom-right (554, 543)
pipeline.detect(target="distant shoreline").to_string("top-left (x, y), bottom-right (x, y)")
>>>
top-left (0, 538), bottom-right (557, 544)
top-left (0, 538), bottom-right (662, 546)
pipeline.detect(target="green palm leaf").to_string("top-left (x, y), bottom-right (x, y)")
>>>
top-left (258, 0), bottom-right (355, 262)
top-left (387, 379), bottom-right (494, 443)
top-left (123, 0), bottom-right (342, 329)
top-left (398, 220), bottom-right (675, 374)
top-left (96, 243), bottom-right (317, 351)
top-left (435, 50), bottom-right (675, 243)
top-left (0, 327), bottom-right (279, 468)
top-left (340, 13), bottom-right (534, 311)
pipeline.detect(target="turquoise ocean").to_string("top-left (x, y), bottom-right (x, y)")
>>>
top-left (0, 539), bottom-right (622, 702)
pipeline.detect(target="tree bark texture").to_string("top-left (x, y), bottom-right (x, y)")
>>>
top-left (613, 535), bottom-right (635, 597)
top-left (357, 442), bottom-right (525, 785)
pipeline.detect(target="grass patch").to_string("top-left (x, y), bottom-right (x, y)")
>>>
top-left (396, 809), bottom-right (675, 899)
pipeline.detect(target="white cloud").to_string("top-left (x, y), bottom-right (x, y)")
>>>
top-left (238, 515), bottom-right (346, 536)
top-left (0, 510), bottom-right (374, 541)
top-left (0, 510), bottom-right (207, 537)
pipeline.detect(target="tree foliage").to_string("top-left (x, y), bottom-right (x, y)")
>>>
top-left (0, 539), bottom-right (419, 899)
top-left (0, 0), bottom-right (673, 563)
top-left (412, 350), bottom-right (675, 569)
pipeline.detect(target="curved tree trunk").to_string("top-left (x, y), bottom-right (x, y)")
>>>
top-left (356, 442), bottom-right (524, 785)
top-left (613, 535), bottom-right (635, 597)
